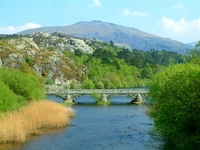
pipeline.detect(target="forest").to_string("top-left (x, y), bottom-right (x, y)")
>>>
top-left (66, 41), bottom-right (184, 89)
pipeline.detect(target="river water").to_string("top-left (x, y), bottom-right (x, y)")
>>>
top-left (9, 95), bottom-right (160, 150)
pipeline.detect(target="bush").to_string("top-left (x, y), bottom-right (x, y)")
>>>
top-left (70, 80), bottom-right (77, 89)
top-left (81, 80), bottom-right (95, 89)
top-left (0, 80), bottom-right (20, 112)
top-left (90, 92), bottom-right (102, 102)
top-left (148, 63), bottom-right (200, 149)
top-left (0, 68), bottom-right (45, 101)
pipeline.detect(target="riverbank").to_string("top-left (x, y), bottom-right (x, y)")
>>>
top-left (0, 100), bottom-right (75, 143)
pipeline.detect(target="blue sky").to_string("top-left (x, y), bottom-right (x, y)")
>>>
top-left (0, 0), bottom-right (200, 43)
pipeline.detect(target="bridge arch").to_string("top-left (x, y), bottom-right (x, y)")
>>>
top-left (45, 85), bottom-right (149, 104)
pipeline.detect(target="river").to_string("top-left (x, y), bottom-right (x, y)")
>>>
top-left (8, 95), bottom-right (160, 150)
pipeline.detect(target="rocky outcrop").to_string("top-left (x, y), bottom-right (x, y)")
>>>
top-left (29, 32), bottom-right (94, 53)
top-left (0, 34), bottom-right (90, 84)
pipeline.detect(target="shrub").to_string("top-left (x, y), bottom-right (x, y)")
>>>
top-left (90, 92), bottom-right (102, 102)
top-left (70, 80), bottom-right (77, 89)
top-left (0, 80), bottom-right (20, 112)
top-left (0, 68), bottom-right (45, 101)
top-left (81, 80), bottom-right (95, 89)
top-left (148, 63), bottom-right (200, 149)
top-left (46, 77), bottom-right (53, 84)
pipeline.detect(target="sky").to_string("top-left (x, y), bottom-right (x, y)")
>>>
top-left (0, 0), bottom-right (200, 43)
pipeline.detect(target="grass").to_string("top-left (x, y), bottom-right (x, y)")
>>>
top-left (0, 100), bottom-right (75, 143)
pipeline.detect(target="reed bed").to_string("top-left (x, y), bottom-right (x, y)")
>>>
top-left (0, 100), bottom-right (75, 143)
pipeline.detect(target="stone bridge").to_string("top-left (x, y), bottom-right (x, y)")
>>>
top-left (45, 85), bottom-right (149, 104)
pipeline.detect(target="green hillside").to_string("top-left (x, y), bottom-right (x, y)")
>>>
top-left (0, 32), bottom-right (184, 88)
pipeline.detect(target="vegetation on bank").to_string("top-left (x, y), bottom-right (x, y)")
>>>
top-left (0, 68), bottom-right (75, 143)
top-left (0, 100), bottom-right (75, 143)
top-left (148, 41), bottom-right (200, 149)
top-left (1, 33), bottom-right (200, 148)
top-left (0, 67), bottom-right (45, 112)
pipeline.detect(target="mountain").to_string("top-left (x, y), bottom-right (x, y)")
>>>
top-left (187, 41), bottom-right (198, 48)
top-left (19, 21), bottom-right (189, 53)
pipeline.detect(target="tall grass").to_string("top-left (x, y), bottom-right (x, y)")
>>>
top-left (0, 100), bottom-right (75, 143)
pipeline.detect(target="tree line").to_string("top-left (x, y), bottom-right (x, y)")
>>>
top-left (69, 40), bottom-right (184, 89)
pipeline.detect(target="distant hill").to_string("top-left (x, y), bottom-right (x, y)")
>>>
top-left (19, 21), bottom-right (190, 53)
top-left (187, 41), bottom-right (198, 48)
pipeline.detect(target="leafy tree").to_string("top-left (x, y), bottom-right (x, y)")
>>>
top-left (141, 67), bottom-right (153, 79)
top-left (185, 40), bottom-right (200, 64)
top-left (81, 80), bottom-right (95, 89)
top-left (94, 81), bottom-right (104, 89)
top-left (148, 63), bottom-right (200, 149)
top-left (109, 40), bottom-right (114, 46)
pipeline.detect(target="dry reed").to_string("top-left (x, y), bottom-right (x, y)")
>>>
top-left (0, 100), bottom-right (75, 143)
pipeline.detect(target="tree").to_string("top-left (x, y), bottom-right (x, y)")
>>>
top-left (141, 67), bottom-right (153, 79)
top-left (109, 40), bottom-right (114, 46)
top-left (148, 63), bottom-right (200, 149)
top-left (81, 80), bottom-right (95, 89)
top-left (74, 49), bottom-right (83, 57)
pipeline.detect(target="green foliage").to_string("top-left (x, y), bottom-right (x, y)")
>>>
top-left (141, 67), bottom-right (153, 78)
top-left (148, 63), bottom-right (200, 149)
top-left (0, 68), bottom-right (45, 102)
top-left (81, 80), bottom-right (95, 89)
top-left (185, 40), bottom-right (200, 65)
top-left (24, 55), bottom-right (32, 66)
top-left (74, 49), bottom-right (83, 57)
top-left (46, 77), bottom-right (53, 84)
top-left (0, 80), bottom-right (21, 112)
top-left (70, 80), bottom-right (77, 89)
top-left (0, 68), bottom-right (45, 112)
top-left (90, 92), bottom-right (102, 102)
top-left (94, 81), bottom-right (104, 89)
top-left (96, 100), bottom-right (111, 105)
top-left (72, 41), bottom-right (184, 88)
top-left (55, 37), bottom-right (62, 44)
top-left (70, 63), bottom-right (77, 70)
top-left (46, 46), bottom-right (55, 51)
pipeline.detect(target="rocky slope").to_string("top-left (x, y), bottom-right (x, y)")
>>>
top-left (19, 21), bottom-right (190, 53)
top-left (0, 32), bottom-right (95, 84)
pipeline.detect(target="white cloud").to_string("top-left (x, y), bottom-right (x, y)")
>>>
top-left (132, 11), bottom-right (148, 17)
top-left (171, 2), bottom-right (186, 9)
top-left (122, 9), bottom-right (131, 16)
top-left (158, 17), bottom-right (200, 43)
top-left (171, 2), bottom-right (187, 13)
top-left (0, 23), bottom-right (41, 34)
top-left (122, 9), bottom-right (147, 17)
top-left (90, 0), bottom-right (102, 7)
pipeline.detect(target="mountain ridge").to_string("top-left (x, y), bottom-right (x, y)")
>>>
top-left (19, 20), bottom-right (190, 53)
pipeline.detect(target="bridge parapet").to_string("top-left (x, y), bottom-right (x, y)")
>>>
top-left (45, 85), bottom-right (149, 104)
